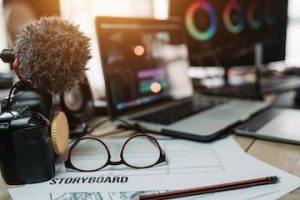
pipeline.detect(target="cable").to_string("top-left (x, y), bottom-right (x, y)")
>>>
top-left (5, 79), bottom-right (34, 111)
top-left (113, 118), bottom-right (134, 128)
top-left (86, 117), bottom-right (131, 136)
top-left (6, 81), bottom-right (19, 111)
top-left (89, 129), bottom-right (128, 138)
top-left (245, 139), bottom-right (256, 152)
top-left (86, 118), bottom-right (111, 134)
top-left (84, 117), bottom-right (145, 138)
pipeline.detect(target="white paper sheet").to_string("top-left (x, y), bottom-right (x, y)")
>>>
top-left (8, 137), bottom-right (300, 199)
top-left (8, 184), bottom-right (300, 200)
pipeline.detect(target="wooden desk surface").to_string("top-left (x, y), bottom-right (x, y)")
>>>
top-left (0, 133), bottom-right (299, 200)
top-left (235, 136), bottom-right (300, 200)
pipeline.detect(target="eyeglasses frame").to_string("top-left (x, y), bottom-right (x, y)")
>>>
top-left (65, 134), bottom-right (166, 172)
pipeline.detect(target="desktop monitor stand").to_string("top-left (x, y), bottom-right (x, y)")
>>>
top-left (253, 43), bottom-right (264, 101)
top-left (222, 65), bottom-right (264, 101)
top-left (220, 43), bottom-right (264, 101)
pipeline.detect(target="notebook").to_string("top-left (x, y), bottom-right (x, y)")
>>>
top-left (95, 17), bottom-right (269, 141)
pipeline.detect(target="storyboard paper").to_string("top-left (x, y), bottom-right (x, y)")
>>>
top-left (8, 136), bottom-right (300, 200)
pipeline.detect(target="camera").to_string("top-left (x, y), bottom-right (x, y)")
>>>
top-left (0, 110), bottom-right (55, 184)
top-left (0, 16), bottom-right (92, 184)
top-left (0, 80), bottom-right (70, 184)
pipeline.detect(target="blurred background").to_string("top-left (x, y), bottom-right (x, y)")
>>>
top-left (0, 0), bottom-right (299, 101)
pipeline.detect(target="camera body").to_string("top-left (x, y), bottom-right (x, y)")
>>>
top-left (0, 78), bottom-right (92, 184)
top-left (1, 88), bottom-right (52, 118)
top-left (0, 109), bottom-right (55, 184)
top-left (0, 81), bottom-right (67, 184)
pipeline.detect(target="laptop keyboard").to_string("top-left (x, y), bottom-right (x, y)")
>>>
top-left (133, 99), bottom-right (223, 125)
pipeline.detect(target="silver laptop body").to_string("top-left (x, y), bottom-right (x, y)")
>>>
top-left (95, 17), bottom-right (269, 141)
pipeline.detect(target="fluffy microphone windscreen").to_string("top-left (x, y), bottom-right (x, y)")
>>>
top-left (15, 17), bottom-right (91, 94)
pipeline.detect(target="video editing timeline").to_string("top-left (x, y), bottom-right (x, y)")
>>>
top-left (170, 0), bottom-right (288, 66)
top-left (138, 69), bottom-right (168, 94)
top-left (98, 20), bottom-right (184, 114)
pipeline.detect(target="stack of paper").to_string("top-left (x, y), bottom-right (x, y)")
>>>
top-left (9, 137), bottom-right (300, 200)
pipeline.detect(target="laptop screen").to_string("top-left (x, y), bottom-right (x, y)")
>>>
top-left (95, 17), bottom-right (193, 117)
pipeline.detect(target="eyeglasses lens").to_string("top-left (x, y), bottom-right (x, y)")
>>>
top-left (122, 136), bottom-right (161, 168)
top-left (70, 139), bottom-right (109, 171)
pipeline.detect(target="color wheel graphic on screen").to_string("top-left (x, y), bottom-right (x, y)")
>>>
top-left (265, 0), bottom-right (276, 27)
top-left (247, 1), bottom-right (263, 30)
top-left (185, 0), bottom-right (217, 41)
top-left (223, 0), bottom-right (245, 34)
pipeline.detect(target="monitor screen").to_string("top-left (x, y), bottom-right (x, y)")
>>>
top-left (169, 0), bottom-right (288, 67)
top-left (170, 0), bottom-right (225, 66)
top-left (261, 0), bottom-right (288, 63)
top-left (95, 17), bottom-right (193, 117)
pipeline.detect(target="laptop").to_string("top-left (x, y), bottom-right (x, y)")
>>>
top-left (235, 107), bottom-right (300, 145)
top-left (95, 17), bottom-right (269, 141)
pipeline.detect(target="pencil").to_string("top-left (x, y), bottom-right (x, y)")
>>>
top-left (139, 176), bottom-right (279, 200)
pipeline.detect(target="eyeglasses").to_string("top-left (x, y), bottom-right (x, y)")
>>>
top-left (65, 134), bottom-right (166, 172)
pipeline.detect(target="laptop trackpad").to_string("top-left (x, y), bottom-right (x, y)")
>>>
top-left (257, 110), bottom-right (300, 141)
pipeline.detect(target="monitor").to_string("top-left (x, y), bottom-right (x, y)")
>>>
top-left (169, 0), bottom-right (288, 67)
top-left (261, 0), bottom-right (288, 63)
top-left (170, 0), bottom-right (225, 66)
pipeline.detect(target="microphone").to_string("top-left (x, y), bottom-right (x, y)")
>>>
top-left (4, 16), bottom-right (91, 94)
top-left (0, 49), bottom-right (14, 63)
top-left (0, 18), bottom-right (92, 185)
